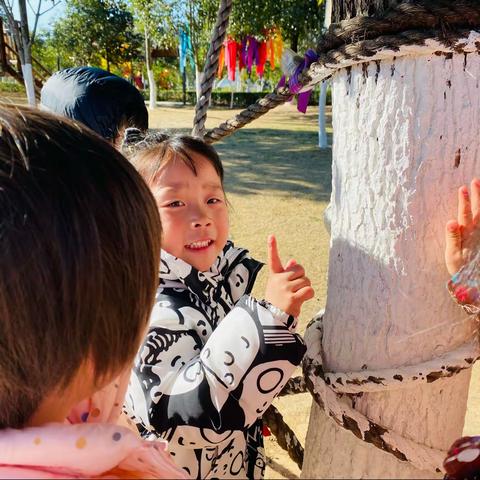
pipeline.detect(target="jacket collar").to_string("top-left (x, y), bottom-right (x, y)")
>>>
top-left (159, 241), bottom-right (249, 304)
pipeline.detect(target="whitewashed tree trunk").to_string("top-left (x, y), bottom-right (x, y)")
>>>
top-left (302, 50), bottom-right (480, 478)
top-left (144, 26), bottom-right (156, 110)
top-left (21, 63), bottom-right (36, 106)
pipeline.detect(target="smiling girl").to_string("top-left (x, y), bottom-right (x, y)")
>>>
top-left (123, 133), bottom-right (313, 479)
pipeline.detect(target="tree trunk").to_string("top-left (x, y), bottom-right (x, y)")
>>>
top-left (302, 7), bottom-right (479, 479)
top-left (144, 26), bottom-right (156, 110)
top-left (18, 0), bottom-right (35, 106)
top-left (290, 32), bottom-right (299, 54)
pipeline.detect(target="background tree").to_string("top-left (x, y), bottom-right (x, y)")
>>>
top-left (229, 0), bottom-right (324, 52)
top-left (0, 0), bottom-right (60, 105)
top-left (129, 0), bottom-right (175, 109)
top-left (51, 0), bottom-right (140, 71)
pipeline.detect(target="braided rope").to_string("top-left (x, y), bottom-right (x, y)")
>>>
top-left (302, 311), bottom-right (480, 473)
top-left (318, 0), bottom-right (480, 54)
top-left (278, 375), bottom-right (307, 396)
top-left (203, 0), bottom-right (480, 143)
top-left (192, 0), bottom-right (232, 138)
top-left (203, 87), bottom-right (291, 144)
top-left (263, 405), bottom-right (304, 470)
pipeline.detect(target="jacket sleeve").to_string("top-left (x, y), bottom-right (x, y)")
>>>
top-left (125, 295), bottom-right (305, 447)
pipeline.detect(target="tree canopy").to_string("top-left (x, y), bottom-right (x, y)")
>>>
top-left (52, 0), bottom-right (140, 71)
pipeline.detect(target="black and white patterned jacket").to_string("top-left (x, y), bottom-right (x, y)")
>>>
top-left (125, 241), bottom-right (306, 479)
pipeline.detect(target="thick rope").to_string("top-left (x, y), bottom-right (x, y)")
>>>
top-left (203, 0), bottom-right (480, 143)
top-left (203, 87), bottom-right (291, 144)
top-left (316, 0), bottom-right (480, 54)
top-left (192, 0), bottom-right (232, 138)
top-left (302, 311), bottom-right (480, 473)
top-left (278, 375), bottom-right (307, 396)
top-left (263, 405), bottom-right (304, 470)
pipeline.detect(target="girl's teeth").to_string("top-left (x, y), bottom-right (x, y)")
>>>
top-left (188, 240), bottom-right (211, 249)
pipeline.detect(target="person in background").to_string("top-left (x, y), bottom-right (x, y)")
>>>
top-left (40, 66), bottom-right (148, 148)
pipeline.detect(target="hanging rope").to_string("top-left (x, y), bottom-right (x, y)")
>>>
top-left (263, 405), bottom-right (304, 470)
top-left (203, 0), bottom-right (480, 144)
top-left (192, 0), bottom-right (232, 138)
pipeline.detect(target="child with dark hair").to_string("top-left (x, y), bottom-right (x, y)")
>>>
top-left (123, 131), bottom-right (314, 479)
top-left (40, 66), bottom-right (148, 147)
top-left (0, 105), bottom-right (184, 479)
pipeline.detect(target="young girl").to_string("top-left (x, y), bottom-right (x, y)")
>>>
top-left (123, 133), bottom-right (314, 479)
top-left (0, 105), bottom-right (184, 479)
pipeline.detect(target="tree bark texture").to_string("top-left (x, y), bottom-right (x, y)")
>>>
top-left (144, 26), bottom-right (156, 110)
top-left (331, 0), bottom-right (400, 22)
top-left (301, 49), bottom-right (480, 478)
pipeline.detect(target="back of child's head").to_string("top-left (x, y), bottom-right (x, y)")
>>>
top-left (40, 66), bottom-right (148, 144)
top-left (0, 105), bottom-right (161, 429)
top-left (123, 130), bottom-right (224, 187)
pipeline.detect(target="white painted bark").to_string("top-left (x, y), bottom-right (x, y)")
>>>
top-left (302, 51), bottom-right (480, 478)
top-left (21, 63), bottom-right (36, 106)
top-left (147, 68), bottom-right (156, 109)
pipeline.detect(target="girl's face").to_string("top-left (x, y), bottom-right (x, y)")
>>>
top-left (152, 152), bottom-right (229, 272)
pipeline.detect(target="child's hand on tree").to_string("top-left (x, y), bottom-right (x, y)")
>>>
top-left (445, 178), bottom-right (480, 275)
top-left (264, 235), bottom-right (315, 317)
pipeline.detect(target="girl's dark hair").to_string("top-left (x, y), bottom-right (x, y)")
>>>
top-left (0, 105), bottom-right (161, 429)
top-left (123, 130), bottom-right (224, 186)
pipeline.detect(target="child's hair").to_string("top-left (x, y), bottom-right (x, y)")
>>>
top-left (123, 130), bottom-right (224, 187)
top-left (0, 105), bottom-right (161, 429)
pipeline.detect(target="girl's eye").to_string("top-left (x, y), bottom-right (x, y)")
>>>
top-left (207, 198), bottom-right (222, 204)
top-left (167, 200), bottom-right (184, 208)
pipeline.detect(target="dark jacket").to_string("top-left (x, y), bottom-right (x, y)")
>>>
top-left (40, 66), bottom-right (147, 140)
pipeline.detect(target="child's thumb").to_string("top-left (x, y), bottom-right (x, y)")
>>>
top-left (267, 235), bottom-right (284, 273)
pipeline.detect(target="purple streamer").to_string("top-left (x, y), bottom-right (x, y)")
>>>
top-left (277, 49), bottom-right (319, 113)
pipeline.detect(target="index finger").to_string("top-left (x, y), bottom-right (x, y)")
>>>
top-left (268, 235), bottom-right (284, 274)
top-left (458, 185), bottom-right (473, 229)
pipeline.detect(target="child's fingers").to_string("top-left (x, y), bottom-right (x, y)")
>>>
top-left (289, 276), bottom-right (311, 293)
top-left (445, 219), bottom-right (462, 274)
top-left (267, 235), bottom-right (284, 274)
top-left (458, 185), bottom-right (473, 228)
top-left (284, 263), bottom-right (305, 280)
top-left (284, 259), bottom-right (297, 270)
top-left (471, 178), bottom-right (480, 224)
top-left (293, 285), bottom-right (315, 302)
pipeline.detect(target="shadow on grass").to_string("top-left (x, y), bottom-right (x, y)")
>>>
top-left (152, 125), bottom-right (333, 202)
top-left (216, 128), bottom-right (332, 201)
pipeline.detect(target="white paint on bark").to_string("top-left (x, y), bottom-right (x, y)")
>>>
top-left (147, 68), bottom-right (156, 109)
top-left (21, 63), bottom-right (35, 106)
top-left (302, 50), bottom-right (480, 478)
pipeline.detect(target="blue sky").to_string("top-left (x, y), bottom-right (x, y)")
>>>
top-left (11, 1), bottom-right (65, 32)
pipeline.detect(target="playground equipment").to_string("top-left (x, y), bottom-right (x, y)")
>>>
top-left (194, 1), bottom-right (480, 477)
top-left (0, 17), bottom-right (50, 97)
